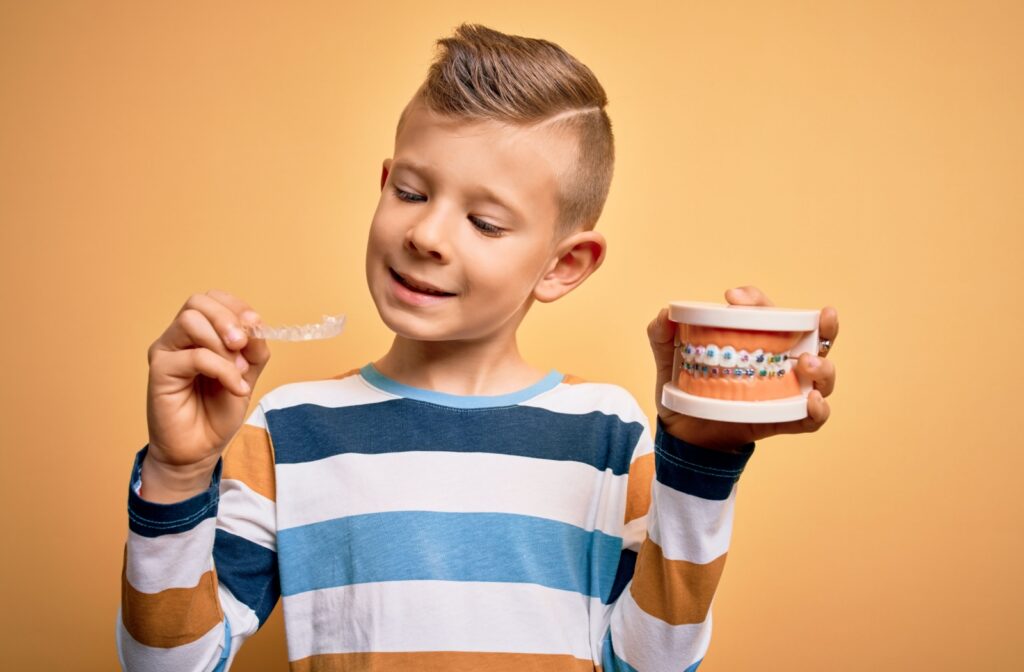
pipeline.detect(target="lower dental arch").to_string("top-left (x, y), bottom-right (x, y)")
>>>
top-left (681, 343), bottom-right (792, 379)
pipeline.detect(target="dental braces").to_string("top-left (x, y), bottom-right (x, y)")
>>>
top-left (682, 362), bottom-right (790, 379)
top-left (243, 313), bottom-right (347, 341)
top-left (681, 343), bottom-right (790, 368)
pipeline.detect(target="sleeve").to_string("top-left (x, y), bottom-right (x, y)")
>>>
top-left (116, 402), bottom-right (281, 672)
top-left (599, 415), bottom-right (755, 672)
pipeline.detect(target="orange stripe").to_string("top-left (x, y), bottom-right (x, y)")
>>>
top-left (560, 373), bottom-right (588, 385)
top-left (630, 537), bottom-right (727, 625)
top-left (222, 422), bottom-right (276, 502)
top-left (289, 651), bottom-right (596, 672)
top-left (624, 452), bottom-right (654, 523)
top-left (330, 368), bottom-right (362, 380)
top-left (121, 544), bottom-right (223, 648)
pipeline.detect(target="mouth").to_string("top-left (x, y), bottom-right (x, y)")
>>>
top-left (389, 267), bottom-right (457, 297)
top-left (677, 326), bottom-right (802, 401)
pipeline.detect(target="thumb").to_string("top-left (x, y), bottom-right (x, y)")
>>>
top-left (647, 308), bottom-right (676, 390)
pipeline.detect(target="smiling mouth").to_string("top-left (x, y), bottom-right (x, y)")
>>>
top-left (389, 267), bottom-right (457, 297)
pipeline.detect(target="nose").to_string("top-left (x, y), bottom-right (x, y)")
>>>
top-left (404, 212), bottom-right (452, 263)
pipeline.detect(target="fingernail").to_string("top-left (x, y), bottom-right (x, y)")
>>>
top-left (235, 354), bottom-right (248, 371)
top-left (807, 356), bottom-right (821, 369)
top-left (227, 327), bottom-right (244, 344)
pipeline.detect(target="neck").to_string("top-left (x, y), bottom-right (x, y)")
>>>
top-left (373, 330), bottom-right (548, 397)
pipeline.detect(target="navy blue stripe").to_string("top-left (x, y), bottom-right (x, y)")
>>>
top-left (213, 529), bottom-right (280, 626)
top-left (607, 548), bottom-right (637, 605)
top-left (127, 444), bottom-right (221, 538)
top-left (267, 399), bottom-right (642, 476)
top-left (653, 419), bottom-right (754, 500)
top-left (278, 510), bottom-right (623, 603)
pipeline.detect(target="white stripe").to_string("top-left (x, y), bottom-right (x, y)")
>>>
top-left (647, 479), bottom-right (736, 564)
top-left (217, 478), bottom-right (277, 551)
top-left (282, 580), bottom-right (593, 660)
top-left (219, 581), bottom-right (261, 639)
top-left (125, 518), bottom-right (216, 593)
top-left (609, 588), bottom-right (711, 672)
top-left (522, 381), bottom-right (650, 429)
top-left (115, 605), bottom-right (226, 672)
top-left (261, 375), bottom-right (396, 413)
top-left (275, 450), bottom-right (628, 536)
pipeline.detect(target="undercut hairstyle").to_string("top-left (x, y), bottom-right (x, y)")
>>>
top-left (398, 23), bottom-right (615, 235)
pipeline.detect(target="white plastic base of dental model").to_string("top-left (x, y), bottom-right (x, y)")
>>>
top-left (662, 382), bottom-right (809, 424)
top-left (245, 313), bottom-right (346, 341)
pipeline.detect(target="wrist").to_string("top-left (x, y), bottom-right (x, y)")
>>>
top-left (139, 450), bottom-right (218, 502)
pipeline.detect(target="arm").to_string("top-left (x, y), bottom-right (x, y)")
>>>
top-left (600, 416), bottom-right (754, 672)
top-left (116, 403), bottom-right (280, 672)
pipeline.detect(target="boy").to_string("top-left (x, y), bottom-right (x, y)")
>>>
top-left (118, 23), bottom-right (838, 672)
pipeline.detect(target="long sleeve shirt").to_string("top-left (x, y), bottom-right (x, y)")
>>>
top-left (117, 363), bottom-right (755, 671)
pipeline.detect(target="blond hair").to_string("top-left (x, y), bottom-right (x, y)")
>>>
top-left (399, 23), bottom-right (615, 235)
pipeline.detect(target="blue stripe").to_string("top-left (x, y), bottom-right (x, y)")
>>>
top-left (685, 658), bottom-right (704, 671)
top-left (267, 399), bottom-right (642, 475)
top-left (211, 617), bottom-right (231, 672)
top-left (213, 529), bottom-right (280, 626)
top-left (601, 630), bottom-right (640, 672)
top-left (127, 444), bottom-right (222, 538)
top-left (278, 510), bottom-right (623, 602)
top-left (607, 548), bottom-right (638, 605)
top-left (361, 363), bottom-right (565, 408)
top-left (654, 419), bottom-right (754, 500)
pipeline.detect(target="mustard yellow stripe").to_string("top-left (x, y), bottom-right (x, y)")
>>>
top-left (630, 537), bottom-right (727, 625)
top-left (560, 373), bottom-right (588, 385)
top-left (624, 451), bottom-right (654, 523)
top-left (120, 544), bottom-right (223, 648)
top-left (330, 368), bottom-right (362, 380)
top-left (222, 422), bottom-right (276, 502)
top-left (289, 651), bottom-right (597, 672)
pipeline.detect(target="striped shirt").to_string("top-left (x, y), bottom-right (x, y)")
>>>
top-left (117, 363), bottom-right (754, 671)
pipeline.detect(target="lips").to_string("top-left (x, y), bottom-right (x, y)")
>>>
top-left (389, 267), bottom-right (456, 296)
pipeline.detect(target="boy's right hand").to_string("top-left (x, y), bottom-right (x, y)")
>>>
top-left (143, 290), bottom-right (271, 499)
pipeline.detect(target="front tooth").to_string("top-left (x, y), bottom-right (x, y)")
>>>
top-left (705, 344), bottom-right (721, 367)
top-left (694, 345), bottom-right (706, 365)
top-left (752, 349), bottom-right (765, 365)
top-left (737, 349), bottom-right (751, 367)
top-left (720, 346), bottom-right (736, 367)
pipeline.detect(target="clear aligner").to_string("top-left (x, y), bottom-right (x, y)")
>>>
top-left (243, 313), bottom-right (347, 341)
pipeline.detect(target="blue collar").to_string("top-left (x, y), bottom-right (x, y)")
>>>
top-left (360, 363), bottom-right (564, 409)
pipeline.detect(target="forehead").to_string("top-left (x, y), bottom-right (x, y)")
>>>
top-left (392, 102), bottom-right (576, 223)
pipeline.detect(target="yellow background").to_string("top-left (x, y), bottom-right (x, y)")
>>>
top-left (2, 1), bottom-right (1021, 669)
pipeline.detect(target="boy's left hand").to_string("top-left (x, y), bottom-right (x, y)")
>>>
top-left (647, 286), bottom-right (839, 452)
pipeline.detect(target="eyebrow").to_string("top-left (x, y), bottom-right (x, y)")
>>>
top-left (390, 159), bottom-right (526, 222)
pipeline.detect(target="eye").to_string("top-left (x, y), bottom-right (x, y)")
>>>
top-left (470, 217), bottom-right (505, 237)
top-left (393, 186), bottom-right (425, 203)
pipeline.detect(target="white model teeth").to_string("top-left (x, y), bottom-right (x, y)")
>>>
top-left (704, 344), bottom-right (721, 367)
top-left (720, 346), bottom-right (736, 367)
top-left (736, 349), bottom-right (751, 366)
top-left (694, 345), bottom-right (706, 365)
top-left (682, 344), bottom-right (695, 364)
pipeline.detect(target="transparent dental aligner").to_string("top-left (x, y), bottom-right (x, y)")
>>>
top-left (242, 313), bottom-right (346, 341)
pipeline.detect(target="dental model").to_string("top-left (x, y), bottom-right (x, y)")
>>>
top-left (662, 301), bottom-right (820, 423)
top-left (242, 313), bottom-right (346, 342)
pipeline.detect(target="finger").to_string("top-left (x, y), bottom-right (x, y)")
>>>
top-left (794, 352), bottom-right (836, 398)
top-left (160, 347), bottom-right (252, 397)
top-left (725, 286), bottom-right (775, 307)
top-left (818, 306), bottom-right (839, 357)
top-left (647, 308), bottom-right (676, 389)
top-left (205, 289), bottom-right (271, 369)
top-left (163, 293), bottom-right (251, 353)
top-left (770, 390), bottom-right (830, 435)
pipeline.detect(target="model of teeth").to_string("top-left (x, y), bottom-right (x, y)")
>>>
top-left (663, 301), bottom-right (822, 423)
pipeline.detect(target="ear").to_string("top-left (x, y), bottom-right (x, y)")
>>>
top-left (380, 158), bottom-right (392, 191)
top-left (533, 230), bottom-right (607, 303)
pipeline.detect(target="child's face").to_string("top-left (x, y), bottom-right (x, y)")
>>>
top-left (366, 99), bottom-right (580, 343)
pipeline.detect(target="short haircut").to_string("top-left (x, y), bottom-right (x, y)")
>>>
top-left (398, 23), bottom-right (615, 235)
